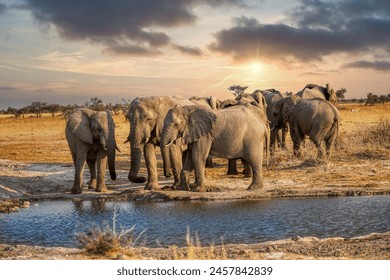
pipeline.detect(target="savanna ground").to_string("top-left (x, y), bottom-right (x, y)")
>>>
top-left (0, 103), bottom-right (390, 259)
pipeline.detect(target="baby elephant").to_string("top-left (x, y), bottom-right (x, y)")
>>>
top-left (161, 104), bottom-right (268, 191)
top-left (65, 108), bottom-right (117, 194)
top-left (272, 95), bottom-right (340, 160)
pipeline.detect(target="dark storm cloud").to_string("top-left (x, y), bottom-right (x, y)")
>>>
top-left (22, 0), bottom-right (243, 56)
top-left (0, 2), bottom-right (7, 14)
top-left (343, 60), bottom-right (390, 71)
top-left (172, 44), bottom-right (203, 56)
top-left (210, 0), bottom-right (390, 66)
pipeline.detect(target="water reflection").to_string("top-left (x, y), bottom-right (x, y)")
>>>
top-left (0, 196), bottom-right (389, 248)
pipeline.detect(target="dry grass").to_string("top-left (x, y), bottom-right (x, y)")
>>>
top-left (0, 114), bottom-right (129, 163)
top-left (76, 209), bottom-right (145, 258)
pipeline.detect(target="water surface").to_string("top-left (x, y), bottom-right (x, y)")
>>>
top-left (0, 196), bottom-right (389, 247)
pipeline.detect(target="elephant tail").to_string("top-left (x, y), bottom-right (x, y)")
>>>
top-left (325, 114), bottom-right (340, 144)
top-left (264, 122), bottom-right (270, 170)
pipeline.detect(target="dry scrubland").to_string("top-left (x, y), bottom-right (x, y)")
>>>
top-left (1, 104), bottom-right (390, 259)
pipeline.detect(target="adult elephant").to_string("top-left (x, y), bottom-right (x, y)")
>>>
top-left (65, 108), bottom-right (117, 194)
top-left (297, 84), bottom-right (337, 105)
top-left (221, 90), bottom-right (270, 175)
top-left (262, 89), bottom-right (288, 153)
top-left (189, 96), bottom-right (220, 109)
top-left (161, 104), bottom-right (269, 191)
top-left (272, 95), bottom-right (340, 160)
top-left (126, 96), bottom-right (192, 190)
top-left (188, 95), bottom-right (223, 168)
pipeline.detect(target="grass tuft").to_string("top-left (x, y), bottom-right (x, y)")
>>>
top-left (76, 208), bottom-right (145, 257)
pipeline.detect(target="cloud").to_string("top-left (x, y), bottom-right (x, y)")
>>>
top-left (22, 0), bottom-right (243, 57)
top-left (0, 86), bottom-right (17, 90)
top-left (343, 60), bottom-right (390, 72)
top-left (0, 2), bottom-right (7, 14)
top-left (209, 0), bottom-right (390, 67)
top-left (172, 44), bottom-right (203, 56)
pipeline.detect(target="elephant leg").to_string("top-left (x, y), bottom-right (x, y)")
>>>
top-left (96, 152), bottom-right (108, 192)
top-left (325, 132), bottom-right (337, 160)
top-left (281, 125), bottom-right (288, 150)
top-left (270, 129), bottom-right (278, 154)
top-left (87, 159), bottom-right (97, 190)
top-left (205, 154), bottom-right (215, 168)
top-left (313, 139), bottom-right (325, 160)
top-left (276, 129), bottom-right (282, 148)
top-left (291, 126), bottom-right (304, 158)
top-left (169, 143), bottom-right (182, 188)
top-left (227, 159), bottom-right (239, 175)
top-left (144, 142), bottom-right (161, 190)
top-left (242, 159), bottom-right (252, 178)
top-left (191, 141), bottom-right (210, 192)
top-left (245, 147), bottom-right (264, 191)
top-left (177, 150), bottom-right (193, 191)
top-left (72, 152), bottom-right (86, 194)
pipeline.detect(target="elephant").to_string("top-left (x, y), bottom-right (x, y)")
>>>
top-left (296, 84), bottom-right (337, 105)
top-left (126, 96), bottom-right (192, 190)
top-left (262, 89), bottom-right (288, 153)
top-left (221, 90), bottom-right (270, 175)
top-left (189, 96), bottom-right (220, 109)
top-left (161, 104), bottom-right (269, 192)
top-left (65, 108), bottom-right (117, 194)
top-left (272, 95), bottom-right (340, 160)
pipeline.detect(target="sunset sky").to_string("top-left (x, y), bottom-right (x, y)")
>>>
top-left (1, 0), bottom-right (390, 109)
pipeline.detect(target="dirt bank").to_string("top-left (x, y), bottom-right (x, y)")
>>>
top-left (1, 232), bottom-right (389, 260)
top-left (1, 155), bottom-right (390, 206)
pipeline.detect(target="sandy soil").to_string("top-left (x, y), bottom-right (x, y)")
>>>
top-left (1, 104), bottom-right (390, 259)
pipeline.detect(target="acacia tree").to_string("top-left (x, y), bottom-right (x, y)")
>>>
top-left (335, 88), bottom-right (347, 100)
top-left (228, 85), bottom-right (248, 97)
top-left (29, 101), bottom-right (47, 117)
top-left (84, 97), bottom-right (103, 110)
top-left (45, 104), bottom-right (62, 118)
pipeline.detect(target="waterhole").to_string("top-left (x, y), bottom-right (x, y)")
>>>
top-left (0, 195), bottom-right (389, 247)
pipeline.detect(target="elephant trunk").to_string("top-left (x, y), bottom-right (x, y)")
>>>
top-left (160, 143), bottom-right (172, 178)
top-left (106, 112), bottom-right (116, 180)
top-left (128, 121), bottom-right (147, 183)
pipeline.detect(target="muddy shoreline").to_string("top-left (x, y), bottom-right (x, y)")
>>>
top-left (1, 159), bottom-right (390, 260)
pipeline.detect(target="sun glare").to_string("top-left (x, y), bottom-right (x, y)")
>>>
top-left (249, 63), bottom-right (262, 73)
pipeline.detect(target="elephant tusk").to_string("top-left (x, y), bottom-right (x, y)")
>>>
top-left (165, 140), bottom-right (174, 147)
top-left (144, 137), bottom-right (150, 144)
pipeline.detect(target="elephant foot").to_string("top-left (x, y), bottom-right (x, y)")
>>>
top-left (96, 187), bottom-right (107, 193)
top-left (144, 182), bottom-right (161, 190)
top-left (176, 184), bottom-right (190, 191)
top-left (88, 179), bottom-right (97, 190)
top-left (128, 175), bottom-right (147, 183)
top-left (226, 170), bottom-right (239, 175)
top-left (71, 187), bottom-right (82, 194)
top-left (190, 183), bottom-right (205, 192)
top-left (247, 182), bottom-right (264, 191)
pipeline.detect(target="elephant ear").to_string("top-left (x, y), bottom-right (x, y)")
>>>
top-left (182, 107), bottom-right (216, 145)
top-left (208, 96), bottom-right (219, 109)
top-left (68, 109), bottom-right (93, 144)
top-left (252, 91), bottom-right (267, 114)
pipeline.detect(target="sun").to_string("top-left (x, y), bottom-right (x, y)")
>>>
top-left (249, 62), bottom-right (262, 73)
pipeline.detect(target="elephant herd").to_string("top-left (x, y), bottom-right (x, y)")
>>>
top-left (65, 83), bottom-right (340, 194)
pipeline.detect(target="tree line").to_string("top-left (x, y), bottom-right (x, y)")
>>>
top-left (0, 97), bottom-right (133, 118)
